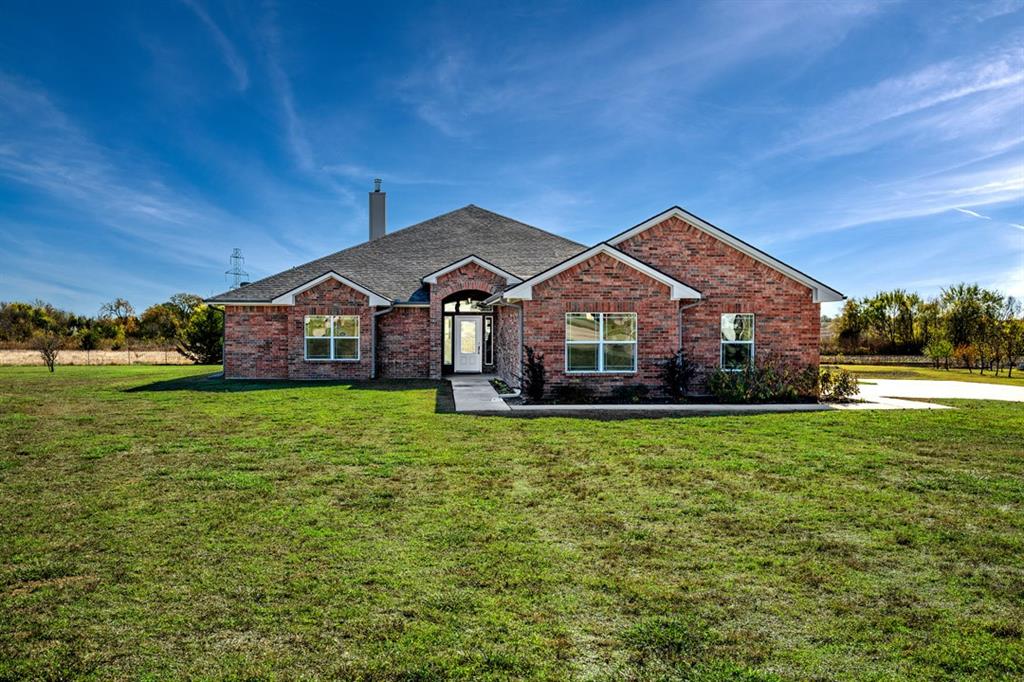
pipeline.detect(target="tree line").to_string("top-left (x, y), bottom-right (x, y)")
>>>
top-left (824, 283), bottom-right (1024, 376)
top-left (0, 294), bottom-right (224, 367)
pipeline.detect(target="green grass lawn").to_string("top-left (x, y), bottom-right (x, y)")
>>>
top-left (2, 366), bottom-right (1022, 680)
top-left (837, 363), bottom-right (1024, 386)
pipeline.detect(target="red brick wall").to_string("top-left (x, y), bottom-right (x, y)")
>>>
top-left (428, 262), bottom-right (510, 379)
top-left (286, 279), bottom-right (374, 380)
top-left (224, 305), bottom-right (289, 379)
top-left (494, 303), bottom-right (522, 387)
top-left (377, 307), bottom-right (431, 378)
top-left (523, 252), bottom-right (680, 396)
top-left (616, 215), bottom-right (820, 379)
top-left (222, 278), bottom-right (374, 380)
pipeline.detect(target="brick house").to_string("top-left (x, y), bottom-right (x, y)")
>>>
top-left (207, 184), bottom-right (843, 395)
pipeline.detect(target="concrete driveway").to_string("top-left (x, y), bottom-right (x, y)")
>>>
top-left (853, 378), bottom-right (1024, 409)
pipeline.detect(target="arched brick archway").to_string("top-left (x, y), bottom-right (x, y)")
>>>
top-left (428, 262), bottom-right (510, 378)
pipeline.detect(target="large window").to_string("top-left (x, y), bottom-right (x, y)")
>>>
top-left (305, 315), bottom-right (360, 361)
top-left (721, 313), bottom-right (754, 370)
top-left (565, 312), bottom-right (637, 373)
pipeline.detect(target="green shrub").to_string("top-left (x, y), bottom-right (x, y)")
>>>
top-left (924, 338), bottom-right (954, 369)
top-left (658, 349), bottom-right (696, 401)
top-left (551, 382), bottom-right (596, 404)
top-left (819, 366), bottom-right (859, 402)
top-left (705, 358), bottom-right (819, 403)
top-left (520, 346), bottom-right (546, 401)
top-left (176, 304), bottom-right (224, 364)
top-left (610, 383), bottom-right (650, 403)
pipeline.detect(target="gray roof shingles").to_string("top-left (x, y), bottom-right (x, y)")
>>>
top-left (207, 205), bottom-right (586, 304)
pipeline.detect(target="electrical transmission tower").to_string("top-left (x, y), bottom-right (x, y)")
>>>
top-left (225, 248), bottom-right (250, 290)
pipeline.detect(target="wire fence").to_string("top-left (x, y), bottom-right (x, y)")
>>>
top-left (0, 350), bottom-right (195, 366)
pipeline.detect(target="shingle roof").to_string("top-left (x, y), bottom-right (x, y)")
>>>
top-left (206, 205), bottom-right (586, 304)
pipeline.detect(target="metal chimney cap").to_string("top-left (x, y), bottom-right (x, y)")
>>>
top-left (373, 178), bottom-right (382, 192)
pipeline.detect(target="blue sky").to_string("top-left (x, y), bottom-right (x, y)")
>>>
top-left (1, 0), bottom-right (1022, 316)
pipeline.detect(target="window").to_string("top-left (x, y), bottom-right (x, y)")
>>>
top-left (443, 297), bottom-right (492, 313)
top-left (484, 316), bottom-right (493, 365)
top-left (305, 315), bottom-right (360, 361)
top-left (565, 312), bottom-right (636, 373)
top-left (721, 313), bottom-right (754, 370)
top-left (443, 317), bottom-right (453, 365)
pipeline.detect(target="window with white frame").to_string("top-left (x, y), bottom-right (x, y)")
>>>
top-left (565, 312), bottom-right (637, 373)
top-left (721, 313), bottom-right (754, 369)
top-left (304, 315), bottom-right (360, 361)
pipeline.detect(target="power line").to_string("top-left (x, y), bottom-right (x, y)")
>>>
top-left (225, 248), bottom-right (249, 290)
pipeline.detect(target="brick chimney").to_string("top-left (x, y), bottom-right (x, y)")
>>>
top-left (369, 178), bottom-right (386, 241)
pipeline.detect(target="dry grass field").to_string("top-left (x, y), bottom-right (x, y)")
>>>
top-left (0, 349), bottom-right (192, 366)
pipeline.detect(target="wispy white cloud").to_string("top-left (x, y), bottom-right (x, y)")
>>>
top-left (322, 163), bottom-right (466, 187)
top-left (258, 1), bottom-right (355, 209)
top-left (752, 158), bottom-right (1024, 246)
top-left (180, 0), bottom-right (249, 91)
top-left (762, 44), bottom-right (1024, 161)
top-left (954, 207), bottom-right (991, 219)
top-left (966, 0), bottom-right (1024, 22)
top-left (396, 1), bottom-right (886, 139)
top-left (0, 72), bottom-right (286, 280)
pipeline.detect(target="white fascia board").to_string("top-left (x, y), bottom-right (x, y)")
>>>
top-left (270, 271), bottom-right (391, 306)
top-left (607, 207), bottom-right (845, 303)
top-left (501, 243), bottom-right (701, 301)
top-left (421, 256), bottom-right (522, 284)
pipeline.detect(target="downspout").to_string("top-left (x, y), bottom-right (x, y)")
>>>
top-left (371, 305), bottom-right (394, 379)
top-left (212, 304), bottom-right (226, 376)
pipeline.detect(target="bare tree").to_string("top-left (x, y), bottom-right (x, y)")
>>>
top-left (99, 297), bottom-right (137, 335)
top-left (32, 331), bottom-right (63, 372)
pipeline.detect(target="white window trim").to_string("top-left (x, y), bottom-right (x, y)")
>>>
top-left (304, 315), bottom-right (361, 362)
top-left (720, 313), bottom-right (754, 371)
top-left (564, 312), bottom-right (637, 374)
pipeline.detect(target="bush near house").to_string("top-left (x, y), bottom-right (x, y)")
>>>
top-left (658, 349), bottom-right (697, 402)
top-left (520, 345), bottom-right (546, 401)
top-left (705, 360), bottom-right (818, 404)
top-left (705, 361), bottom-right (858, 404)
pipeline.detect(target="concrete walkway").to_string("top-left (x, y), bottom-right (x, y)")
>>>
top-left (854, 378), bottom-right (1024, 405)
top-left (448, 374), bottom-right (510, 412)
top-left (448, 374), bottom-right (1024, 415)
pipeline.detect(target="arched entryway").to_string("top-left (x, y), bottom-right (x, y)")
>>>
top-left (442, 290), bottom-right (494, 374)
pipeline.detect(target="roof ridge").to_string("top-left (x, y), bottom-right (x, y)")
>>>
top-left (462, 204), bottom-right (586, 248)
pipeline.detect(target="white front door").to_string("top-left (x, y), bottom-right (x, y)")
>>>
top-left (454, 315), bottom-right (483, 373)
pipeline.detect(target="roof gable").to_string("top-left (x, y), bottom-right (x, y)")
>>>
top-left (607, 207), bottom-right (844, 303)
top-left (271, 272), bottom-right (390, 306)
top-left (422, 255), bottom-right (523, 284)
top-left (497, 243), bottom-right (701, 301)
